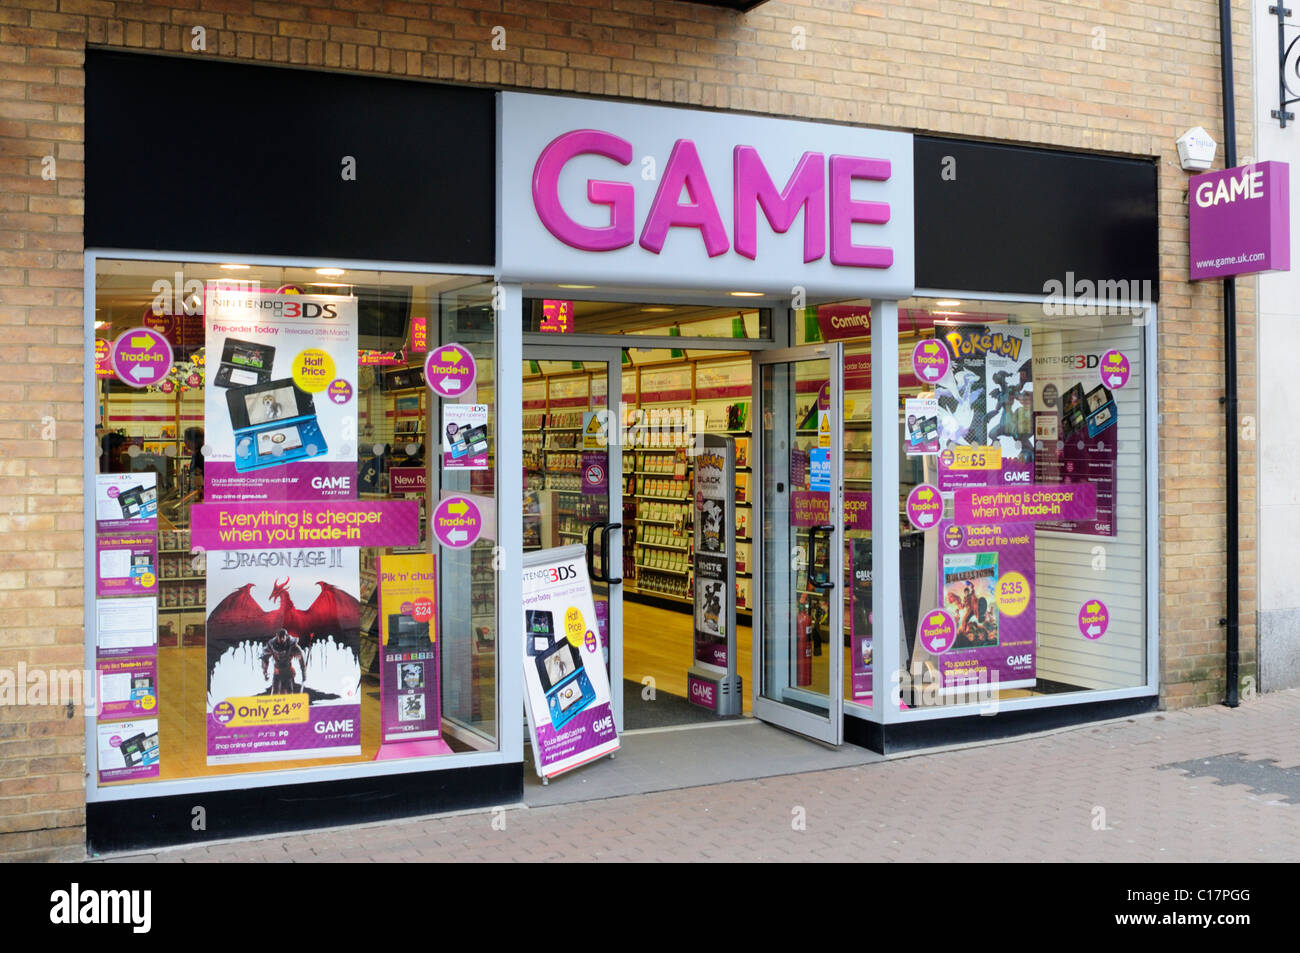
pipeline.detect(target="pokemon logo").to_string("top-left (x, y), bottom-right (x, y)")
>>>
top-left (945, 329), bottom-right (1023, 362)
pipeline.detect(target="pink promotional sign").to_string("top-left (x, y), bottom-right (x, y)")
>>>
top-left (425, 344), bottom-right (477, 397)
top-left (952, 483), bottom-right (1096, 525)
top-left (789, 490), bottom-right (870, 530)
top-left (409, 316), bottom-right (428, 353)
top-left (95, 534), bottom-right (158, 597)
top-left (389, 467), bottom-right (427, 494)
top-left (540, 299), bottom-right (575, 333)
top-left (906, 483), bottom-right (943, 530)
top-left (111, 327), bottom-right (173, 388)
top-left (1099, 350), bottom-right (1130, 389)
top-left (917, 609), bottom-right (956, 655)
top-left (96, 655), bottom-right (159, 719)
top-left (190, 499), bottom-right (421, 550)
top-left (1189, 161), bottom-right (1290, 280)
top-left (432, 495), bottom-right (482, 548)
top-left (911, 338), bottom-right (949, 384)
top-left (687, 674), bottom-right (718, 711)
top-left (1079, 599), bottom-right (1109, 640)
top-left (815, 304), bottom-right (871, 341)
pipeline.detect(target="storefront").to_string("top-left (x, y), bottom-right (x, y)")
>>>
top-left (82, 50), bottom-right (1160, 852)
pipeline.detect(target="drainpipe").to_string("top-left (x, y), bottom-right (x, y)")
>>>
top-left (1219, 0), bottom-right (1240, 708)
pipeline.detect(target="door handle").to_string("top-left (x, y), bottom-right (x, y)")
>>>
top-left (808, 524), bottom-right (835, 590)
top-left (586, 522), bottom-right (606, 583)
top-left (600, 522), bottom-right (623, 585)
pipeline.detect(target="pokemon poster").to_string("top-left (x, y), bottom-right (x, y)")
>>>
top-left (204, 546), bottom-right (362, 764)
top-left (934, 322), bottom-right (1033, 491)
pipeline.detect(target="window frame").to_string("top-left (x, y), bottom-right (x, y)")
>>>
top-left (82, 249), bottom-right (521, 804)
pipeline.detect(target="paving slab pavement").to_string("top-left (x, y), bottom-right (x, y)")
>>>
top-left (99, 688), bottom-right (1300, 863)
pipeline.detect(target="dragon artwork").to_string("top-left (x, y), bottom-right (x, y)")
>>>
top-left (206, 578), bottom-right (361, 700)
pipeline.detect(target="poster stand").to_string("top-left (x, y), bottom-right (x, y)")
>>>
top-left (687, 433), bottom-right (742, 715)
top-left (521, 544), bottom-right (620, 781)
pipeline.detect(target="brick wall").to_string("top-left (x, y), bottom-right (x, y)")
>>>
top-left (0, 0), bottom-right (1258, 857)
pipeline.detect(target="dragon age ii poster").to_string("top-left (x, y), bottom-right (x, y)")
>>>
top-left (205, 546), bottom-right (362, 764)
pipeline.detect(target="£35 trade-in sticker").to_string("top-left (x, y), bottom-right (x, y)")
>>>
top-left (996, 571), bottom-right (1031, 616)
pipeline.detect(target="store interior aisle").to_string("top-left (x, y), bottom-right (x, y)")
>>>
top-left (621, 597), bottom-right (857, 726)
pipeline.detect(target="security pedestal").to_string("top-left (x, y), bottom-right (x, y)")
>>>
top-left (687, 433), bottom-right (742, 716)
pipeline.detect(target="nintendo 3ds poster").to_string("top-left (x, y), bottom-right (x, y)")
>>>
top-left (204, 546), bottom-right (362, 764)
top-left (203, 289), bottom-right (359, 502)
top-left (1033, 351), bottom-right (1119, 537)
top-left (521, 545), bottom-right (619, 779)
top-left (934, 322), bottom-right (1033, 491)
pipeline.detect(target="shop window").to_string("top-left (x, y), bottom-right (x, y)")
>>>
top-left (798, 295), bottom-right (1151, 715)
top-left (89, 258), bottom-right (498, 787)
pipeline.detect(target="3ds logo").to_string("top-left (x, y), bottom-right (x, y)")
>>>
top-left (532, 130), bottom-right (894, 267)
top-left (547, 564), bottom-right (578, 582)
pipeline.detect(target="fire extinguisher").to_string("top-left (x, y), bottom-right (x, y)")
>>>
top-left (796, 596), bottom-right (813, 687)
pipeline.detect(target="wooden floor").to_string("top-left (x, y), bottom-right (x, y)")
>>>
top-left (621, 598), bottom-right (855, 715)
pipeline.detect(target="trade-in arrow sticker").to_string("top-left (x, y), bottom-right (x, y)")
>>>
top-left (1078, 599), bottom-right (1109, 640)
top-left (433, 495), bottom-right (481, 549)
top-left (111, 328), bottom-right (173, 389)
top-left (425, 344), bottom-right (476, 398)
top-left (911, 338), bottom-right (950, 384)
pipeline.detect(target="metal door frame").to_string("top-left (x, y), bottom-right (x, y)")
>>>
top-left (522, 343), bottom-right (625, 729)
top-left (751, 342), bottom-right (844, 745)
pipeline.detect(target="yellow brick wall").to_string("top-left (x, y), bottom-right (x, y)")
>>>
top-left (0, 0), bottom-right (1258, 857)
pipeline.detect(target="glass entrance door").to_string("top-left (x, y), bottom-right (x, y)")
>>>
top-left (522, 346), bottom-right (624, 728)
top-left (752, 344), bottom-right (844, 744)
